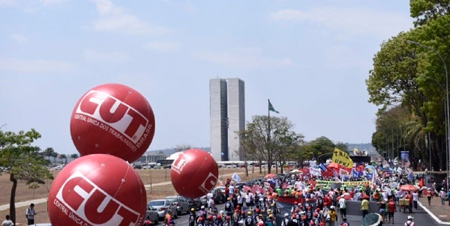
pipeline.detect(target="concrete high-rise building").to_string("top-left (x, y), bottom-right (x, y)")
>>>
top-left (210, 79), bottom-right (228, 161)
top-left (210, 78), bottom-right (245, 161)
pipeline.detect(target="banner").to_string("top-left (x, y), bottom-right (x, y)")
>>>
top-left (401, 151), bottom-right (410, 167)
top-left (316, 180), bottom-right (371, 187)
top-left (339, 167), bottom-right (352, 178)
top-left (332, 148), bottom-right (354, 168)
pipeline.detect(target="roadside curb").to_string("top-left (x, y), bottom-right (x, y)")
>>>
top-left (418, 200), bottom-right (450, 225)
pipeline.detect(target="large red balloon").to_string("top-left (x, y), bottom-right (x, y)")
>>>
top-left (48, 154), bottom-right (147, 226)
top-left (70, 83), bottom-right (155, 162)
top-left (170, 149), bottom-right (219, 198)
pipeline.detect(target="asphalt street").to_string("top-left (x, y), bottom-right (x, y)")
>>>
top-left (167, 201), bottom-right (441, 226)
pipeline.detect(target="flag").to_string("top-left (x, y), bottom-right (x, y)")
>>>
top-left (332, 147), bottom-right (354, 168)
top-left (232, 172), bottom-right (241, 182)
top-left (339, 166), bottom-right (352, 178)
top-left (408, 171), bottom-right (414, 181)
top-left (318, 163), bottom-right (328, 172)
top-left (268, 99), bottom-right (279, 113)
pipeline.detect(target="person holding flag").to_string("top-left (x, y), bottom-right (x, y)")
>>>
top-left (232, 173), bottom-right (241, 182)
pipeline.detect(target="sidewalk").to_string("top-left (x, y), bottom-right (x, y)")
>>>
top-left (418, 194), bottom-right (450, 224)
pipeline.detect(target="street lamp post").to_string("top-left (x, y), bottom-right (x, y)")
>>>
top-left (407, 40), bottom-right (449, 189)
top-left (421, 75), bottom-right (448, 170)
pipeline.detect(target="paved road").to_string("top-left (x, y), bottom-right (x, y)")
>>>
top-left (276, 201), bottom-right (441, 226)
top-left (153, 200), bottom-right (442, 226)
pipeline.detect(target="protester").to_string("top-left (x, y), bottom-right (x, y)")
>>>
top-left (427, 188), bottom-right (433, 206)
top-left (326, 206), bottom-right (337, 226)
top-left (412, 190), bottom-right (418, 210)
top-left (387, 198), bottom-right (396, 224)
top-left (361, 197), bottom-right (369, 220)
top-left (340, 217), bottom-right (349, 226)
top-left (439, 189), bottom-right (446, 205)
top-left (25, 203), bottom-right (36, 225)
top-left (2, 215), bottom-right (13, 226)
top-left (338, 195), bottom-right (347, 221)
top-left (378, 199), bottom-right (387, 222)
top-left (404, 215), bottom-right (415, 226)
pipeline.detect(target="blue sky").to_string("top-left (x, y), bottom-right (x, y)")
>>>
top-left (0, 0), bottom-right (413, 155)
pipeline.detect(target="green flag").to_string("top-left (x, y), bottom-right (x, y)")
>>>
top-left (268, 99), bottom-right (279, 113)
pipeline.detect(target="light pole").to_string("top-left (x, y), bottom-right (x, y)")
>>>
top-left (420, 75), bottom-right (448, 170)
top-left (408, 40), bottom-right (449, 189)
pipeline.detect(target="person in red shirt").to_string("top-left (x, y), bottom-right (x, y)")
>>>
top-left (349, 188), bottom-right (355, 200)
top-left (324, 195), bottom-right (332, 208)
top-left (388, 198), bottom-right (396, 224)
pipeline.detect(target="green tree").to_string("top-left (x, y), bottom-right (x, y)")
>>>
top-left (173, 144), bottom-right (192, 153)
top-left (0, 128), bottom-right (54, 224)
top-left (43, 147), bottom-right (57, 165)
top-left (239, 115), bottom-right (302, 174)
top-left (410, 0), bottom-right (450, 27)
top-left (59, 154), bottom-right (67, 165)
top-left (69, 153), bottom-right (79, 159)
top-left (335, 142), bottom-right (349, 153)
top-left (273, 128), bottom-right (304, 174)
top-left (367, 11), bottom-right (450, 170)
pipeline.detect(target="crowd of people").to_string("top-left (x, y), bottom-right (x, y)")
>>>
top-left (166, 160), bottom-right (449, 226)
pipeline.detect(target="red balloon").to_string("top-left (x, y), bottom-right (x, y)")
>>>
top-left (70, 83), bottom-right (155, 162)
top-left (170, 149), bottom-right (219, 198)
top-left (48, 154), bottom-right (147, 226)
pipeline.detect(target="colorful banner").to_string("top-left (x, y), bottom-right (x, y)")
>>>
top-left (332, 147), bottom-right (354, 168)
top-left (316, 180), bottom-right (371, 187)
top-left (401, 151), bottom-right (410, 167)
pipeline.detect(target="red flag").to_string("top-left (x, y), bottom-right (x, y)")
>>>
top-left (327, 162), bottom-right (340, 170)
top-left (339, 167), bottom-right (352, 178)
top-left (357, 164), bottom-right (365, 172)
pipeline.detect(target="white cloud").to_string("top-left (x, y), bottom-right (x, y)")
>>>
top-left (91, 0), bottom-right (171, 35)
top-left (144, 42), bottom-right (181, 52)
top-left (270, 7), bottom-right (412, 38)
top-left (0, 57), bottom-right (76, 73)
top-left (192, 48), bottom-right (292, 68)
top-left (10, 33), bottom-right (29, 44)
top-left (84, 49), bottom-right (129, 62)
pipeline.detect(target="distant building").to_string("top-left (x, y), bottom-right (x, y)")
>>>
top-left (210, 78), bottom-right (245, 161)
top-left (137, 152), bottom-right (167, 163)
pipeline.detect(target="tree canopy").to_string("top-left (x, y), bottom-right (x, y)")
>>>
top-left (0, 128), bottom-right (54, 224)
top-left (367, 0), bottom-right (450, 170)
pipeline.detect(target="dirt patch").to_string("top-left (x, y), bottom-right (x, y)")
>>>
top-left (0, 167), bottom-right (267, 224)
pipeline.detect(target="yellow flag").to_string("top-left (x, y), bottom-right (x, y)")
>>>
top-left (332, 147), bottom-right (354, 168)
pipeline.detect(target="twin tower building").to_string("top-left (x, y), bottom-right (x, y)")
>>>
top-left (210, 78), bottom-right (245, 161)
